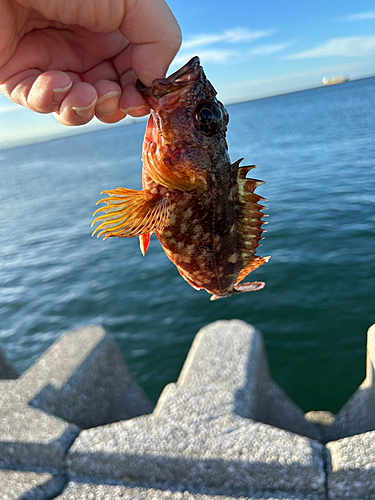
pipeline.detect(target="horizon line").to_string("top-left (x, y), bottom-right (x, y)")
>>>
top-left (1, 74), bottom-right (374, 152)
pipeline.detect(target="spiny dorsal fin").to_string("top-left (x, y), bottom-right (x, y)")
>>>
top-left (91, 188), bottom-right (170, 240)
top-left (233, 159), bottom-right (269, 281)
top-left (243, 178), bottom-right (266, 191)
top-left (238, 165), bottom-right (257, 180)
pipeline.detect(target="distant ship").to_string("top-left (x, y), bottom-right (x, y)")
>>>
top-left (322, 76), bottom-right (349, 86)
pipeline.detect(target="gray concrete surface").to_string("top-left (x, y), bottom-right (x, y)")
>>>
top-left (67, 321), bottom-right (326, 496)
top-left (0, 469), bottom-right (65, 500)
top-left (20, 325), bottom-right (153, 428)
top-left (0, 325), bottom-right (153, 499)
top-left (0, 380), bottom-right (78, 470)
top-left (0, 325), bottom-right (152, 471)
top-left (56, 480), bottom-right (325, 499)
top-left (1, 320), bottom-right (375, 500)
top-left (327, 430), bottom-right (375, 499)
top-left (322, 324), bottom-right (375, 443)
top-left (156, 320), bottom-right (320, 439)
top-left (67, 414), bottom-right (325, 493)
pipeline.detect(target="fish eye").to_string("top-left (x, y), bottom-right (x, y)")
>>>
top-left (194, 100), bottom-right (223, 136)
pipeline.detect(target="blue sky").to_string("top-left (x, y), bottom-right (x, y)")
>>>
top-left (1, 0), bottom-right (375, 148)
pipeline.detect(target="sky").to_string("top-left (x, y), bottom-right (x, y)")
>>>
top-left (1, 0), bottom-right (375, 148)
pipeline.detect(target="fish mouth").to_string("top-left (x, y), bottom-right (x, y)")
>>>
top-left (136, 56), bottom-right (202, 100)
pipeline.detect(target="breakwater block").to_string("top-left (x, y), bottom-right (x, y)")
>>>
top-left (0, 325), bottom-right (153, 498)
top-left (0, 470), bottom-right (66, 500)
top-left (65, 320), bottom-right (326, 498)
top-left (1, 320), bottom-right (375, 499)
top-left (325, 323), bottom-right (375, 499)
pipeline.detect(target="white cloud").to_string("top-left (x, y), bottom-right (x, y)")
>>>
top-left (171, 41), bottom-right (292, 68)
top-left (224, 27), bottom-right (275, 43)
top-left (172, 50), bottom-right (239, 66)
top-left (248, 41), bottom-right (295, 56)
top-left (182, 27), bottom-right (274, 50)
top-left (284, 36), bottom-right (375, 60)
top-left (342, 12), bottom-right (375, 21)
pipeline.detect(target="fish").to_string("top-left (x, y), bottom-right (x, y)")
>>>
top-left (92, 56), bottom-right (269, 300)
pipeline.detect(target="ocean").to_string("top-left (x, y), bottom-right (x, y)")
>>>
top-left (0, 77), bottom-right (374, 413)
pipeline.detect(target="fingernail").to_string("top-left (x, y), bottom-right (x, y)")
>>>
top-left (72, 99), bottom-right (97, 119)
top-left (120, 105), bottom-right (149, 116)
top-left (53, 81), bottom-right (73, 104)
top-left (96, 91), bottom-right (121, 116)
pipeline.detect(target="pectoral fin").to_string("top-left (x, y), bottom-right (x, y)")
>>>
top-left (144, 141), bottom-right (208, 193)
top-left (92, 187), bottom-right (170, 240)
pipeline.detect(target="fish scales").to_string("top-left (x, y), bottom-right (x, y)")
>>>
top-left (92, 57), bottom-right (269, 300)
top-left (157, 160), bottom-right (235, 297)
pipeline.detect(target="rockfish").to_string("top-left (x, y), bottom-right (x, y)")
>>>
top-left (92, 57), bottom-right (269, 300)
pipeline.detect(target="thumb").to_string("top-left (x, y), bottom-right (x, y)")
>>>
top-left (119, 0), bottom-right (182, 86)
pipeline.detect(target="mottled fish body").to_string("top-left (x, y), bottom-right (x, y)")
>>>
top-left (92, 57), bottom-right (269, 300)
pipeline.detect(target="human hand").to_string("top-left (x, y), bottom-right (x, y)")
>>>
top-left (0, 0), bottom-right (181, 125)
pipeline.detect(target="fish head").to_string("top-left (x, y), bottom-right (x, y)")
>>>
top-left (136, 57), bottom-right (229, 191)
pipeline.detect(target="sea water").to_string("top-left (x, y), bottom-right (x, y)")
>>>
top-left (0, 77), bottom-right (374, 412)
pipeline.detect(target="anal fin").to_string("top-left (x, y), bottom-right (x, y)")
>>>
top-left (92, 187), bottom-right (170, 240)
top-left (175, 265), bottom-right (202, 291)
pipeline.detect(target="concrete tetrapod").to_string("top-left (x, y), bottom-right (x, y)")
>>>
top-left (0, 325), bottom-right (153, 499)
top-left (325, 324), bottom-right (375, 499)
top-left (2, 321), bottom-right (375, 499)
top-left (65, 320), bottom-right (326, 498)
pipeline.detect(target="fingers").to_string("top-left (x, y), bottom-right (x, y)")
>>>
top-left (56, 77), bottom-right (147, 125)
top-left (120, 82), bottom-right (148, 117)
top-left (0, 0), bottom-right (182, 127)
top-left (54, 81), bottom-right (97, 125)
top-left (94, 79), bottom-right (126, 124)
top-left (1, 69), bottom-right (97, 125)
top-left (1, 70), bottom-right (74, 113)
top-left (1, 67), bottom-right (148, 125)
top-left (116, 67), bottom-right (148, 117)
top-left (28, 71), bottom-right (73, 112)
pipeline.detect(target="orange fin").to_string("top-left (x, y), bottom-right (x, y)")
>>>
top-left (232, 159), bottom-right (269, 280)
top-left (139, 233), bottom-right (151, 256)
top-left (91, 187), bottom-right (170, 240)
top-left (144, 140), bottom-right (208, 193)
top-left (235, 256), bottom-right (270, 285)
top-left (210, 281), bottom-right (265, 301)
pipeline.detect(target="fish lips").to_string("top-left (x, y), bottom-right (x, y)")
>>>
top-left (136, 56), bottom-right (203, 107)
